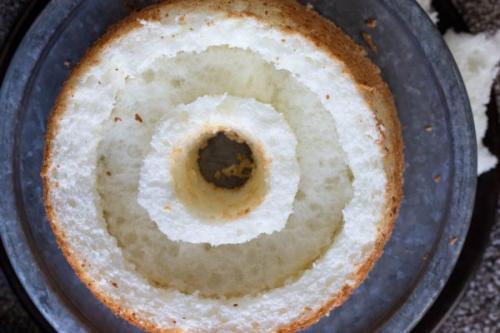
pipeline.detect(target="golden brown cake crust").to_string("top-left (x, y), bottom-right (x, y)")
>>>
top-left (42, 1), bottom-right (404, 332)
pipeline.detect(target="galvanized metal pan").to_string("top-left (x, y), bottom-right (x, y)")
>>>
top-left (0, 0), bottom-right (476, 332)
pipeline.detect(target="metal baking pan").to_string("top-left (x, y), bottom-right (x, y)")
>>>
top-left (0, 0), bottom-right (477, 332)
top-left (413, 0), bottom-right (499, 330)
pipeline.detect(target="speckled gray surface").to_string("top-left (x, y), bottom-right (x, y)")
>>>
top-left (0, 269), bottom-right (39, 332)
top-left (452, 0), bottom-right (500, 33)
top-left (0, 1), bottom-right (498, 333)
top-left (439, 210), bottom-right (500, 333)
top-left (0, 0), bottom-right (30, 44)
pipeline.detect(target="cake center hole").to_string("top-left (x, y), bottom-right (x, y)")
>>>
top-left (197, 131), bottom-right (255, 189)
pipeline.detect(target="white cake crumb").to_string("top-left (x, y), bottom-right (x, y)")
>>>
top-left (417, 0), bottom-right (499, 174)
top-left (445, 30), bottom-right (500, 174)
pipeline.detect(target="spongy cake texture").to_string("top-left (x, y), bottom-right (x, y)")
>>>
top-left (42, 0), bottom-right (403, 332)
top-left (444, 30), bottom-right (500, 174)
top-left (98, 46), bottom-right (353, 297)
top-left (138, 94), bottom-right (300, 245)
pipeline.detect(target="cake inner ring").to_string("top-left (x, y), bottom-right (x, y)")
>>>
top-left (137, 94), bottom-right (300, 245)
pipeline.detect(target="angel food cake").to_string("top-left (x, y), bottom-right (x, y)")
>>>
top-left (42, 0), bottom-right (403, 332)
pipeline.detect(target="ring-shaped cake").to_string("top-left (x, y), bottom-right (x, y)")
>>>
top-left (42, 0), bottom-right (404, 332)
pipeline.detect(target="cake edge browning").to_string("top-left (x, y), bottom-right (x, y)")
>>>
top-left (41, 1), bottom-right (404, 332)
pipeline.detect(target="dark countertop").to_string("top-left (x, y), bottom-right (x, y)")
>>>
top-left (0, 0), bottom-right (40, 330)
top-left (0, 1), bottom-right (498, 332)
